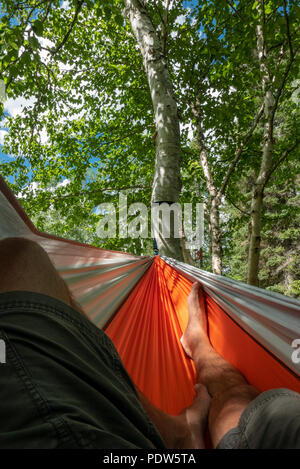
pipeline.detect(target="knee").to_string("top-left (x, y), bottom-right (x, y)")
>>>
top-left (220, 384), bottom-right (259, 407)
top-left (0, 236), bottom-right (71, 304)
top-left (0, 237), bottom-right (41, 253)
top-left (0, 237), bottom-right (45, 267)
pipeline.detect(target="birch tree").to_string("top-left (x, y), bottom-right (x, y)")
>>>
top-left (168, 1), bottom-right (265, 275)
top-left (1, 0), bottom-right (299, 288)
top-left (191, 97), bottom-right (264, 275)
top-left (123, 0), bottom-right (183, 260)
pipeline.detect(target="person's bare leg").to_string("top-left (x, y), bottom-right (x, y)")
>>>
top-left (181, 282), bottom-right (259, 448)
top-left (137, 383), bottom-right (211, 449)
top-left (0, 237), bottom-right (75, 307)
top-left (0, 237), bottom-right (211, 448)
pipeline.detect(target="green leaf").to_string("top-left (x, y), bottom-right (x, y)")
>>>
top-left (32, 20), bottom-right (44, 37)
top-left (104, 7), bottom-right (111, 19)
top-left (9, 42), bottom-right (19, 51)
top-left (29, 36), bottom-right (40, 49)
top-left (21, 51), bottom-right (31, 65)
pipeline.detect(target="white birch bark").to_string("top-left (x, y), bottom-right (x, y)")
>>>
top-left (198, 138), bottom-right (222, 275)
top-left (192, 104), bottom-right (222, 275)
top-left (123, 0), bottom-right (183, 260)
top-left (192, 92), bottom-right (264, 277)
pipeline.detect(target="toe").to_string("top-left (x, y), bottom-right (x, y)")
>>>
top-left (180, 334), bottom-right (192, 358)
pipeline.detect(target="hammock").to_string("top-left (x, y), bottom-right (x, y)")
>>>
top-left (0, 175), bottom-right (299, 415)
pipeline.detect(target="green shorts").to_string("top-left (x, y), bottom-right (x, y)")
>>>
top-left (1, 291), bottom-right (299, 449)
top-left (0, 291), bottom-right (166, 449)
top-left (217, 388), bottom-right (300, 449)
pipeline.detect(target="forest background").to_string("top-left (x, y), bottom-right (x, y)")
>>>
top-left (0, 0), bottom-right (299, 296)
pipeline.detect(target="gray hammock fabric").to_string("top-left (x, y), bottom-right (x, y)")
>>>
top-left (0, 175), bottom-right (299, 380)
top-left (162, 257), bottom-right (300, 376)
top-left (0, 184), bottom-right (152, 328)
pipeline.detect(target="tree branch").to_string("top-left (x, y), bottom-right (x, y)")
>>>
top-left (226, 194), bottom-right (250, 216)
top-left (191, 101), bottom-right (217, 199)
top-left (266, 41), bottom-right (284, 54)
top-left (225, 0), bottom-right (244, 20)
top-left (265, 6), bottom-right (280, 22)
top-left (283, 0), bottom-right (294, 57)
top-left (270, 45), bottom-right (299, 125)
top-left (262, 139), bottom-right (300, 190)
top-left (160, 0), bottom-right (170, 57)
top-left (219, 103), bottom-right (264, 196)
top-left (38, 0), bottom-right (52, 25)
top-left (270, 6), bottom-right (299, 127)
top-left (22, 4), bottom-right (39, 28)
top-left (39, 59), bottom-right (58, 87)
top-left (51, 0), bottom-right (84, 56)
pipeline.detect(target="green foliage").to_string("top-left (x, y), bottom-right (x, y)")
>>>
top-left (224, 169), bottom-right (300, 297)
top-left (0, 0), bottom-right (299, 295)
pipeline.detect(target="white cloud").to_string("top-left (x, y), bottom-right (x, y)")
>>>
top-left (57, 178), bottom-right (70, 188)
top-left (18, 178), bottom-right (70, 199)
top-left (0, 129), bottom-right (8, 145)
top-left (61, 0), bottom-right (71, 9)
top-left (18, 181), bottom-right (39, 198)
top-left (180, 121), bottom-right (194, 141)
top-left (4, 96), bottom-right (36, 118)
top-left (40, 127), bottom-right (49, 145)
top-left (39, 36), bottom-right (55, 63)
top-left (175, 14), bottom-right (186, 25)
top-left (58, 61), bottom-right (76, 72)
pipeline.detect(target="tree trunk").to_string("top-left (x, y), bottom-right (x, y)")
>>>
top-left (192, 107), bottom-right (223, 275)
top-left (210, 195), bottom-right (222, 275)
top-left (247, 118), bottom-right (274, 285)
top-left (123, 0), bottom-right (183, 260)
top-left (247, 188), bottom-right (264, 285)
top-left (247, 2), bottom-right (274, 285)
top-left (180, 235), bottom-right (195, 266)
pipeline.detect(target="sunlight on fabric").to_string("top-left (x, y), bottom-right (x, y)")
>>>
top-left (1, 175), bottom-right (299, 418)
top-left (105, 256), bottom-right (196, 415)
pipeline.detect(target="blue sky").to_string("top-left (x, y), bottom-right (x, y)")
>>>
top-left (0, 0), bottom-right (199, 187)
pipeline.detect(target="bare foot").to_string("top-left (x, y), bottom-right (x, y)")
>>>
top-left (180, 282), bottom-right (209, 359)
top-left (188, 384), bottom-right (211, 447)
top-left (179, 383), bottom-right (211, 449)
top-left (138, 383), bottom-right (211, 449)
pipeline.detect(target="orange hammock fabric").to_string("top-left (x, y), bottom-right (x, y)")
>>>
top-left (106, 256), bottom-right (300, 415)
top-left (0, 175), bottom-right (299, 417)
top-left (106, 256), bottom-right (196, 415)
